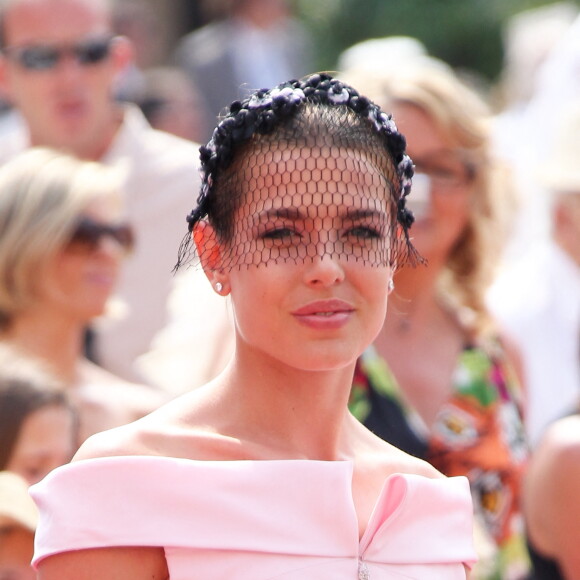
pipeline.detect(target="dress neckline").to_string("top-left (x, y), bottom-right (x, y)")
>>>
top-left (43, 455), bottom-right (417, 545)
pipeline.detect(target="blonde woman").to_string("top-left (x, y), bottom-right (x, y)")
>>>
top-left (0, 148), bottom-right (164, 445)
top-left (342, 57), bottom-right (529, 579)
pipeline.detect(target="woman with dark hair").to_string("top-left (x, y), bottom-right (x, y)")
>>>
top-left (32, 73), bottom-right (476, 579)
top-left (0, 346), bottom-right (75, 485)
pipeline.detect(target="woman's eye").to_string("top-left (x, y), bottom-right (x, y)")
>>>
top-left (346, 226), bottom-right (382, 240)
top-left (261, 228), bottom-right (298, 240)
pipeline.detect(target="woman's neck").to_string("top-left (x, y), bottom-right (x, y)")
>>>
top-left (3, 310), bottom-right (85, 384)
top-left (215, 346), bottom-right (359, 461)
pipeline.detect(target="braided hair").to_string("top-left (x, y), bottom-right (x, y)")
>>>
top-left (176, 73), bottom-right (419, 271)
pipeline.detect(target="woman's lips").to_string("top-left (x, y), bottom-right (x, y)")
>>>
top-left (86, 271), bottom-right (116, 288)
top-left (291, 299), bottom-right (354, 330)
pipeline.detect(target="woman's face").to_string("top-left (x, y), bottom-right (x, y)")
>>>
top-left (37, 196), bottom-right (127, 322)
top-left (391, 102), bottom-right (474, 264)
top-left (210, 145), bottom-right (394, 372)
top-left (5, 404), bottom-right (75, 485)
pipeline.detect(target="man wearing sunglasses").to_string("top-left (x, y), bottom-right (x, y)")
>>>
top-left (0, 0), bottom-right (132, 160)
top-left (0, 0), bottom-right (207, 386)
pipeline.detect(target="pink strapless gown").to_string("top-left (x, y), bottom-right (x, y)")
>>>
top-left (31, 457), bottom-right (476, 579)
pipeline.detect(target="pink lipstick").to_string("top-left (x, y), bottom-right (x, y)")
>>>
top-left (291, 299), bottom-right (354, 330)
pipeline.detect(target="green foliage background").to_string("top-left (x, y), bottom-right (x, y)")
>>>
top-left (294, 0), bottom-right (579, 82)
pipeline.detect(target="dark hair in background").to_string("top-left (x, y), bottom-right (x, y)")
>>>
top-left (0, 347), bottom-right (76, 470)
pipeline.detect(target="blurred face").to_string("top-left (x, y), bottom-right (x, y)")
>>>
top-left (391, 103), bottom-right (474, 264)
top-left (0, 0), bottom-right (130, 157)
top-left (0, 526), bottom-right (36, 580)
top-left (202, 146), bottom-right (395, 371)
top-left (37, 197), bottom-right (131, 322)
top-left (5, 404), bottom-right (75, 484)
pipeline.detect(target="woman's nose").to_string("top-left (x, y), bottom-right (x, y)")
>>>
top-left (96, 235), bottom-right (126, 260)
top-left (302, 245), bottom-right (345, 287)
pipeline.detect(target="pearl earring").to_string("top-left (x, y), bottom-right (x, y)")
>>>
top-left (388, 279), bottom-right (394, 293)
top-left (215, 282), bottom-right (223, 293)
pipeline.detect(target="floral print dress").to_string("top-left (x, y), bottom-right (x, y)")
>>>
top-left (350, 341), bottom-right (530, 580)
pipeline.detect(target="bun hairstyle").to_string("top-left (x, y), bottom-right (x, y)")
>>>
top-left (176, 73), bottom-right (420, 271)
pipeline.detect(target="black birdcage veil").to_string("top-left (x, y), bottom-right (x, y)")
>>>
top-left (176, 74), bottom-right (419, 273)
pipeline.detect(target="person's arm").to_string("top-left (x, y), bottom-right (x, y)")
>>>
top-left (541, 443), bottom-right (580, 578)
top-left (525, 417), bottom-right (580, 578)
top-left (37, 546), bottom-right (169, 580)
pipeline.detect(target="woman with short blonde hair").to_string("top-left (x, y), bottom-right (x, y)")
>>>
top-left (0, 148), bottom-right (122, 328)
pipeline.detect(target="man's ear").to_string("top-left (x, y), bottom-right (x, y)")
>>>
top-left (0, 57), bottom-right (14, 103)
top-left (192, 220), bottom-right (228, 291)
top-left (110, 35), bottom-right (134, 77)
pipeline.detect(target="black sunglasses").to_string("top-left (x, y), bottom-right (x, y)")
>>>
top-left (68, 217), bottom-right (134, 254)
top-left (3, 36), bottom-right (115, 71)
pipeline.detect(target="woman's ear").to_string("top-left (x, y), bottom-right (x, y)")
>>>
top-left (192, 221), bottom-right (228, 293)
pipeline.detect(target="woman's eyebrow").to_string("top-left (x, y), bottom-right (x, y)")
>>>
top-left (344, 208), bottom-right (387, 220)
top-left (255, 207), bottom-right (388, 221)
top-left (257, 207), bottom-right (303, 221)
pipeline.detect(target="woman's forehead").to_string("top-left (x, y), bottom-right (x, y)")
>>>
top-left (236, 145), bottom-right (395, 211)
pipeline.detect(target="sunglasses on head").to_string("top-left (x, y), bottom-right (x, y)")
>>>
top-left (3, 36), bottom-right (115, 71)
top-left (68, 217), bottom-right (134, 254)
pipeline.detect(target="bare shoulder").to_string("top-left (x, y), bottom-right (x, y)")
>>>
top-left (374, 440), bottom-right (444, 480)
top-left (72, 391), bottom-right (185, 461)
top-left (73, 419), bottom-right (154, 462)
top-left (73, 385), bottom-right (232, 462)
top-left (531, 415), bottom-right (580, 477)
top-left (350, 417), bottom-right (444, 480)
top-left (525, 416), bottom-right (580, 522)
top-left (525, 416), bottom-right (580, 569)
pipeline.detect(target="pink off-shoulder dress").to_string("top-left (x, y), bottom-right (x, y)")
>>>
top-left (31, 457), bottom-right (476, 579)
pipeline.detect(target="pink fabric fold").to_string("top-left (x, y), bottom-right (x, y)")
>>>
top-left (31, 456), bottom-right (476, 578)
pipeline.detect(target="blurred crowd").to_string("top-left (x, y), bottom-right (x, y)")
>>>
top-left (0, 0), bottom-right (578, 579)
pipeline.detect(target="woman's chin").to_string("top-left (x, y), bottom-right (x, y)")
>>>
top-left (284, 348), bottom-right (359, 374)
